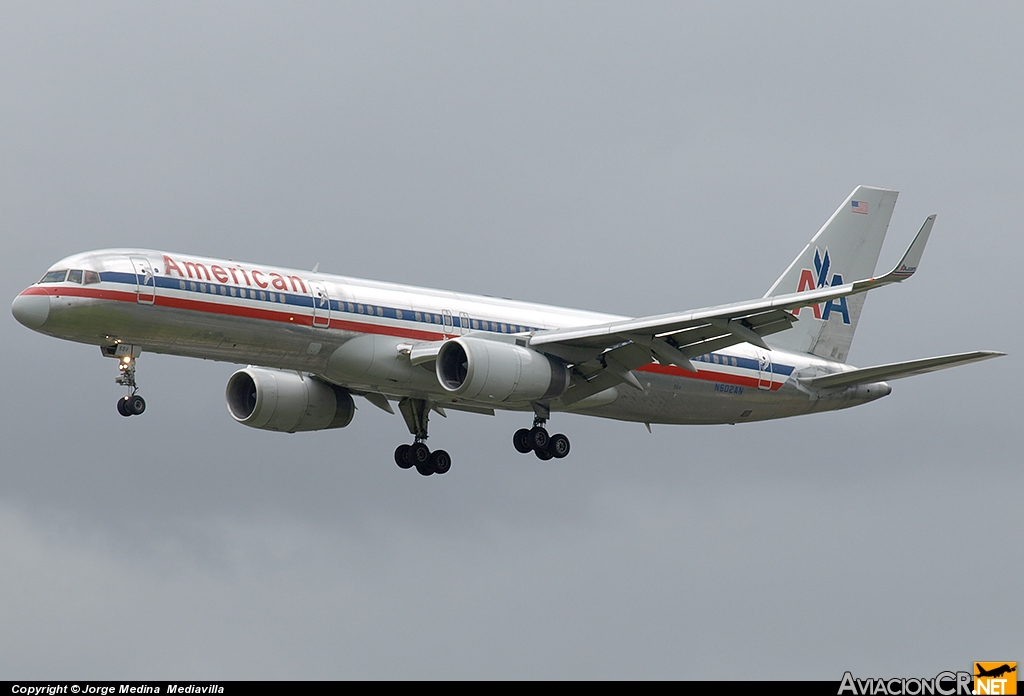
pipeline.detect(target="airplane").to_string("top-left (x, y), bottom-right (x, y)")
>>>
top-left (11, 186), bottom-right (1003, 476)
top-left (975, 664), bottom-right (1016, 679)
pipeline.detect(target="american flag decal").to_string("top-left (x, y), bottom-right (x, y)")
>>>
top-left (851, 200), bottom-right (869, 214)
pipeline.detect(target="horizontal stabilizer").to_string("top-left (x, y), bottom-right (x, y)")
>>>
top-left (803, 350), bottom-right (1004, 390)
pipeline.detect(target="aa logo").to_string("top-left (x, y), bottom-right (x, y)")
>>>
top-left (974, 662), bottom-right (1017, 695)
top-left (792, 247), bottom-right (851, 324)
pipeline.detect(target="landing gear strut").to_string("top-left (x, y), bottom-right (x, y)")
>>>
top-left (513, 415), bottom-right (570, 460)
top-left (113, 352), bottom-right (146, 417)
top-left (393, 397), bottom-right (451, 476)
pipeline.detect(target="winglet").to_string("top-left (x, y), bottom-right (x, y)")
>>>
top-left (888, 214), bottom-right (934, 279)
top-left (856, 215), bottom-right (934, 290)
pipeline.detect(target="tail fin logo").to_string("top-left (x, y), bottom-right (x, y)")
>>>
top-left (793, 247), bottom-right (851, 324)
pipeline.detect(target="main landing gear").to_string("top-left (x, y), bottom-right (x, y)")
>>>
top-left (394, 397), bottom-right (451, 476)
top-left (394, 442), bottom-right (451, 477)
top-left (113, 353), bottom-right (146, 417)
top-left (513, 417), bottom-right (570, 460)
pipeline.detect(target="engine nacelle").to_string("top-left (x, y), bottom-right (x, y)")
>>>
top-left (436, 337), bottom-right (570, 403)
top-left (225, 367), bottom-right (355, 432)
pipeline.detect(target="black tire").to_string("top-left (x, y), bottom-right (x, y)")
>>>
top-left (415, 461), bottom-right (435, 476)
top-left (128, 394), bottom-right (146, 416)
top-left (410, 442), bottom-right (431, 465)
top-left (529, 426), bottom-right (549, 451)
top-left (535, 447), bottom-right (553, 461)
top-left (549, 433), bottom-right (570, 459)
top-left (430, 449), bottom-right (452, 475)
top-left (116, 397), bottom-right (131, 417)
top-left (394, 444), bottom-right (413, 469)
top-left (513, 428), bottom-right (533, 454)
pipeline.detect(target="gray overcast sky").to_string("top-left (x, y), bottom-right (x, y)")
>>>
top-left (1, 1), bottom-right (1020, 680)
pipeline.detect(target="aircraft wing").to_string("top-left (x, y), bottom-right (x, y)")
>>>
top-left (530, 216), bottom-right (935, 378)
top-left (801, 351), bottom-right (1005, 390)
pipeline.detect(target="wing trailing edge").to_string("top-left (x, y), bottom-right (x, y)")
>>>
top-left (529, 215), bottom-right (936, 359)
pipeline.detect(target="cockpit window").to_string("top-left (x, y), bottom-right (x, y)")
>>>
top-left (67, 269), bottom-right (84, 284)
top-left (84, 270), bottom-right (101, 284)
top-left (40, 270), bottom-right (68, 283)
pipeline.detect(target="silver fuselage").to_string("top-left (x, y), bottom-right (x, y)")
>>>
top-left (12, 248), bottom-right (890, 425)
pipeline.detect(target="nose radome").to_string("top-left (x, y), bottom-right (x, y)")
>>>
top-left (12, 292), bottom-right (50, 329)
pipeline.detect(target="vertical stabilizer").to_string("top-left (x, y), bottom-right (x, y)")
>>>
top-left (764, 186), bottom-right (898, 362)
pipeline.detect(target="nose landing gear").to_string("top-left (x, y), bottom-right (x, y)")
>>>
top-left (112, 350), bottom-right (146, 417)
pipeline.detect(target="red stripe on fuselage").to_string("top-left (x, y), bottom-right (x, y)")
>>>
top-left (637, 362), bottom-right (782, 391)
top-left (20, 285), bottom-right (137, 303)
top-left (25, 284), bottom-right (448, 341)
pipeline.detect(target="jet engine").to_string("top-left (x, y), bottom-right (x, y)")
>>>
top-left (436, 337), bottom-right (570, 403)
top-left (225, 367), bottom-right (355, 432)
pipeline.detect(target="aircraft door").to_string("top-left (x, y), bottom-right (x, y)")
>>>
top-left (757, 350), bottom-right (773, 390)
top-left (309, 281), bottom-right (331, 328)
top-left (442, 309), bottom-right (453, 336)
top-left (459, 312), bottom-right (470, 335)
top-left (130, 256), bottom-right (156, 305)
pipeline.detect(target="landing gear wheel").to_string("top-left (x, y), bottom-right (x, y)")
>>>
top-left (415, 461), bottom-right (435, 476)
top-left (394, 444), bottom-right (413, 469)
top-left (535, 447), bottom-right (553, 461)
top-left (410, 442), bottom-right (431, 466)
top-left (128, 394), bottom-right (146, 416)
top-left (513, 428), bottom-right (533, 454)
top-left (548, 433), bottom-right (570, 459)
top-left (429, 449), bottom-right (452, 475)
top-left (116, 396), bottom-right (131, 417)
top-left (529, 426), bottom-right (549, 451)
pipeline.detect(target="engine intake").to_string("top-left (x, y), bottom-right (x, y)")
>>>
top-left (436, 337), bottom-right (569, 403)
top-left (226, 367), bottom-right (355, 432)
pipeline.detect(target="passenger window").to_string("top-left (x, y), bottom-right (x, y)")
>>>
top-left (40, 270), bottom-right (67, 283)
top-left (67, 270), bottom-right (84, 284)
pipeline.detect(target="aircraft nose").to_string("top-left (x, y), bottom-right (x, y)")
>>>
top-left (11, 291), bottom-right (50, 329)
